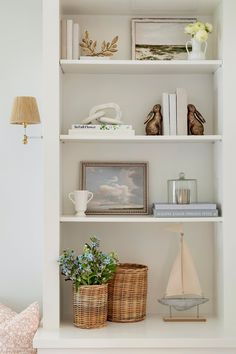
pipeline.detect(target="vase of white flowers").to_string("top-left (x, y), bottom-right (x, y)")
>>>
top-left (185, 21), bottom-right (213, 60)
top-left (58, 236), bottom-right (119, 328)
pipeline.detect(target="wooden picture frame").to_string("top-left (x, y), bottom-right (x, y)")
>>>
top-left (131, 17), bottom-right (196, 60)
top-left (81, 162), bottom-right (148, 215)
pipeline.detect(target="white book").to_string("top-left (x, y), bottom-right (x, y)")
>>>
top-left (169, 93), bottom-right (177, 135)
top-left (71, 124), bottom-right (133, 130)
top-left (68, 129), bottom-right (135, 136)
top-left (176, 88), bottom-right (188, 135)
top-left (162, 93), bottom-right (170, 135)
top-left (72, 23), bottom-right (79, 60)
top-left (66, 19), bottom-right (73, 60)
top-left (61, 19), bottom-right (67, 59)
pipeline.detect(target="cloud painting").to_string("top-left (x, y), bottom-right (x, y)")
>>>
top-left (81, 163), bottom-right (148, 214)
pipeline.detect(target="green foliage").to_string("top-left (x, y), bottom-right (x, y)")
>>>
top-left (100, 124), bottom-right (119, 130)
top-left (58, 236), bottom-right (119, 291)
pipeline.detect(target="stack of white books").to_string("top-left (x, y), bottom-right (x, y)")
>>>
top-left (153, 203), bottom-right (219, 218)
top-left (162, 88), bottom-right (188, 135)
top-left (68, 124), bottom-right (135, 136)
top-left (61, 19), bottom-right (80, 60)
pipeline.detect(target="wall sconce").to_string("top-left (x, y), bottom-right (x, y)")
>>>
top-left (10, 96), bottom-right (41, 144)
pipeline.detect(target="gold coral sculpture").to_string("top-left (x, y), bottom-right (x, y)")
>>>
top-left (80, 31), bottom-right (119, 57)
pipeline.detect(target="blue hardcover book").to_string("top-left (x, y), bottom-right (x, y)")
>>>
top-left (153, 208), bottom-right (219, 218)
top-left (153, 203), bottom-right (217, 210)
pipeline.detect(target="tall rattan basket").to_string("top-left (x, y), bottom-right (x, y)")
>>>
top-left (73, 284), bottom-right (108, 329)
top-left (108, 263), bottom-right (148, 323)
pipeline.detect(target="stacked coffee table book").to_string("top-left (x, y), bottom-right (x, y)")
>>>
top-left (68, 124), bottom-right (135, 137)
top-left (153, 203), bottom-right (219, 218)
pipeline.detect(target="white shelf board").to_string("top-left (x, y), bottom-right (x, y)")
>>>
top-left (60, 135), bottom-right (222, 143)
top-left (60, 215), bottom-right (223, 223)
top-left (34, 316), bottom-right (236, 349)
top-left (61, 0), bottom-right (220, 16)
top-left (60, 60), bottom-right (222, 75)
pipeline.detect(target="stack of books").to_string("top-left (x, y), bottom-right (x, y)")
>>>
top-left (162, 88), bottom-right (188, 135)
top-left (61, 19), bottom-right (80, 60)
top-left (153, 203), bottom-right (219, 218)
top-left (68, 124), bottom-right (135, 136)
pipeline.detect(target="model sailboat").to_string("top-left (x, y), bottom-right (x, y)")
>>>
top-left (159, 225), bottom-right (208, 322)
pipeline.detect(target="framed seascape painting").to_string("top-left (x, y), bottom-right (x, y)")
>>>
top-left (132, 18), bottom-right (196, 60)
top-left (81, 162), bottom-right (148, 215)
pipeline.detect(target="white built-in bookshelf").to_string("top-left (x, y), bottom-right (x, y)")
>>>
top-left (35, 0), bottom-right (236, 353)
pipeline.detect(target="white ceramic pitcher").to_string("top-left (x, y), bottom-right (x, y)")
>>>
top-left (186, 37), bottom-right (207, 60)
top-left (68, 190), bottom-right (93, 216)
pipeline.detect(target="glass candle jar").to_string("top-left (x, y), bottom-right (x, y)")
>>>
top-left (168, 172), bottom-right (197, 204)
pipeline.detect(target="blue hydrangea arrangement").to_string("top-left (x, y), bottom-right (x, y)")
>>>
top-left (58, 236), bottom-right (119, 291)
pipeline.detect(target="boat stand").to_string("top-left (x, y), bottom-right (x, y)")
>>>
top-left (163, 305), bottom-right (207, 322)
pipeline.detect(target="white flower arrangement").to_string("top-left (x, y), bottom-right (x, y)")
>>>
top-left (185, 21), bottom-right (213, 42)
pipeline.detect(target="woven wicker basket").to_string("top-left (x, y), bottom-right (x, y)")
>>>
top-left (108, 263), bottom-right (148, 322)
top-left (73, 284), bottom-right (108, 329)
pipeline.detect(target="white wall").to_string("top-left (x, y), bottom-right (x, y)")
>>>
top-left (0, 0), bottom-right (42, 311)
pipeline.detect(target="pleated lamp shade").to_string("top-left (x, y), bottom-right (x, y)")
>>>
top-left (10, 96), bottom-right (40, 125)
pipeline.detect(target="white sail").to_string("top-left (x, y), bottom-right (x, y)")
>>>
top-left (166, 237), bottom-right (202, 297)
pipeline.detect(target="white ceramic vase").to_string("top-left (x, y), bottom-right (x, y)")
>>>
top-left (186, 37), bottom-right (207, 60)
top-left (68, 190), bottom-right (93, 216)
